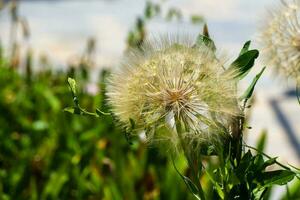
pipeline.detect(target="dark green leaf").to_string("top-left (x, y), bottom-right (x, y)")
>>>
top-left (229, 50), bottom-right (259, 79)
top-left (253, 154), bottom-right (264, 172)
top-left (259, 170), bottom-right (295, 187)
top-left (235, 150), bottom-right (253, 179)
top-left (239, 41), bottom-right (251, 55)
top-left (260, 157), bottom-right (277, 171)
top-left (199, 144), bottom-right (217, 156)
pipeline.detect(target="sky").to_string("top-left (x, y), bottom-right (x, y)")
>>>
top-left (0, 0), bottom-right (273, 67)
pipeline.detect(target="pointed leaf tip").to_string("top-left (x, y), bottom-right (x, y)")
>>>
top-left (203, 23), bottom-right (210, 38)
top-left (240, 66), bottom-right (266, 101)
top-left (239, 40), bottom-right (251, 55)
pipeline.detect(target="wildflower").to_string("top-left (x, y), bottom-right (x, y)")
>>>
top-left (259, 0), bottom-right (300, 80)
top-left (107, 37), bottom-right (239, 152)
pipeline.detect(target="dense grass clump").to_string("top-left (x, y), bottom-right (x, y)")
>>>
top-left (0, 58), bottom-right (196, 200)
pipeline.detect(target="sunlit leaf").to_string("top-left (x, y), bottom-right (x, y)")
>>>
top-left (256, 130), bottom-right (267, 152)
top-left (67, 77), bottom-right (77, 96)
top-left (64, 106), bottom-right (80, 115)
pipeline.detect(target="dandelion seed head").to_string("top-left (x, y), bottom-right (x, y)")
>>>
top-left (107, 36), bottom-right (239, 152)
top-left (259, 0), bottom-right (300, 80)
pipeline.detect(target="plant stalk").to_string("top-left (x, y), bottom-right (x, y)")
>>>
top-left (174, 115), bottom-right (206, 200)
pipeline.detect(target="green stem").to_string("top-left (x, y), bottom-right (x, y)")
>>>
top-left (174, 115), bottom-right (206, 200)
top-left (244, 144), bottom-right (291, 170)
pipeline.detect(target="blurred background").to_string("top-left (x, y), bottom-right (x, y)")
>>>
top-left (0, 0), bottom-right (299, 199)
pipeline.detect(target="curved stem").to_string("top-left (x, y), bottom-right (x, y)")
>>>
top-left (244, 144), bottom-right (291, 170)
top-left (174, 115), bottom-right (206, 200)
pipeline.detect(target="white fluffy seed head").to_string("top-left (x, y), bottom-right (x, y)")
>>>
top-left (259, 0), bottom-right (300, 80)
top-left (107, 36), bottom-right (239, 153)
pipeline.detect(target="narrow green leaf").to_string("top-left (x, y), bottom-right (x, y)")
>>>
top-left (171, 159), bottom-right (201, 200)
top-left (240, 67), bottom-right (266, 101)
top-left (205, 170), bottom-right (224, 199)
top-left (182, 176), bottom-right (201, 199)
top-left (256, 130), bottom-right (267, 152)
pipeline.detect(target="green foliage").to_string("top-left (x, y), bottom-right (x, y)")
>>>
top-left (203, 149), bottom-right (296, 200)
top-left (164, 29), bottom-right (298, 200)
top-left (2, 2), bottom-right (299, 199)
top-left (64, 77), bottom-right (109, 117)
top-left (145, 1), bottom-right (160, 19)
top-left (0, 61), bottom-right (196, 200)
top-left (190, 15), bottom-right (205, 24)
top-left (172, 159), bottom-right (201, 200)
top-left (256, 130), bottom-right (267, 153)
top-left (194, 24), bottom-right (216, 51)
top-left (281, 180), bottom-right (300, 200)
top-left (240, 66), bottom-right (266, 103)
top-left (227, 41), bottom-right (259, 80)
top-left (127, 17), bottom-right (145, 49)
